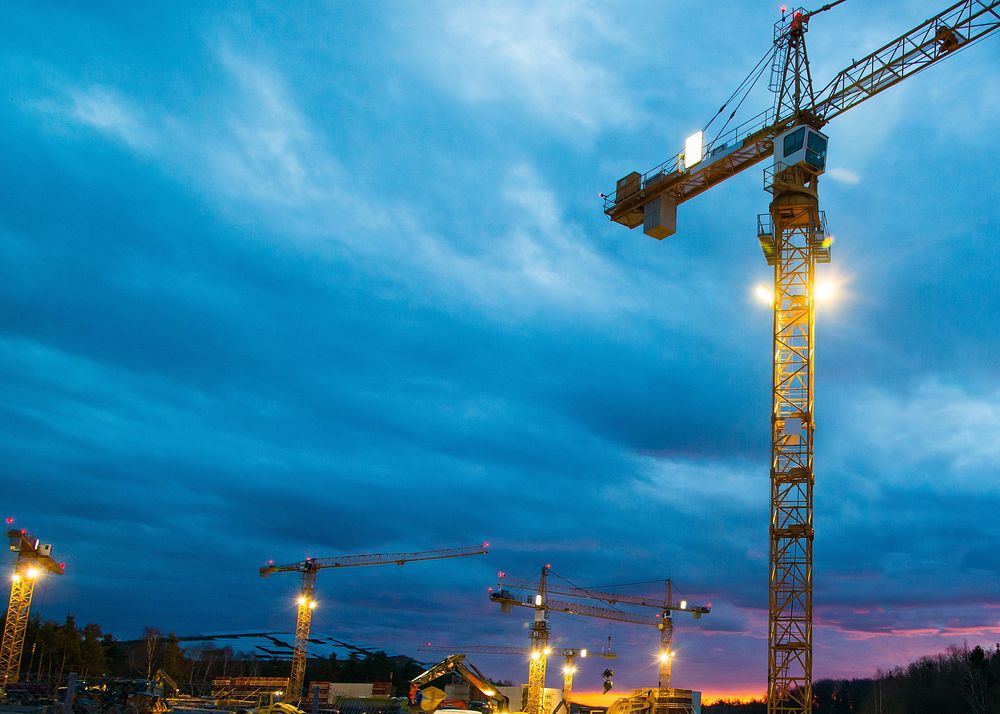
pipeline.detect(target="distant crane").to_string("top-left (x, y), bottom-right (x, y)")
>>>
top-left (600, 3), bottom-right (1000, 713)
top-left (490, 566), bottom-right (665, 714)
top-left (260, 544), bottom-right (488, 699)
top-left (496, 576), bottom-right (708, 705)
top-left (0, 521), bottom-right (65, 693)
top-left (417, 642), bottom-right (617, 709)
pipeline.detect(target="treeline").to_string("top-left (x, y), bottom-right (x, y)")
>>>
top-left (704, 643), bottom-right (1000, 714)
top-left (13, 615), bottom-right (423, 695)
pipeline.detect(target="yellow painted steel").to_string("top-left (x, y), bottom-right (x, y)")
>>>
top-left (526, 622), bottom-right (548, 714)
top-left (289, 568), bottom-right (318, 699)
top-left (0, 572), bottom-right (35, 692)
top-left (766, 165), bottom-right (819, 714)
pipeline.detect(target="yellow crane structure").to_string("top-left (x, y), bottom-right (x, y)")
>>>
top-left (0, 522), bottom-right (65, 694)
top-left (417, 642), bottom-right (616, 709)
top-left (490, 566), bottom-right (672, 714)
top-left (259, 544), bottom-right (488, 700)
top-left (494, 576), bottom-right (707, 709)
top-left (600, 3), bottom-right (1000, 713)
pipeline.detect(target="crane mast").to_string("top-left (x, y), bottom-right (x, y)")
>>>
top-left (0, 524), bottom-right (65, 694)
top-left (599, 3), bottom-right (1000, 713)
top-left (260, 544), bottom-right (488, 700)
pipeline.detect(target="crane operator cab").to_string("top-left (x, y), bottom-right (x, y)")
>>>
top-left (774, 124), bottom-right (828, 176)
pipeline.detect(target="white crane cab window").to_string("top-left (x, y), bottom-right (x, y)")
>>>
top-left (775, 125), bottom-right (829, 175)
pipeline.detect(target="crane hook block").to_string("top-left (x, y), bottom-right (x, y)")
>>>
top-left (643, 195), bottom-right (677, 240)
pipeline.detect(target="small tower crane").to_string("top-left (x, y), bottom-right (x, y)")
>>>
top-left (495, 577), bottom-right (708, 704)
top-left (260, 543), bottom-right (488, 699)
top-left (0, 521), bottom-right (65, 694)
top-left (489, 566), bottom-right (664, 714)
top-left (600, 3), bottom-right (1000, 713)
top-left (417, 642), bottom-right (616, 710)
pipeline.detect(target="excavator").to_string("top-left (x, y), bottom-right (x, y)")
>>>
top-left (408, 655), bottom-right (510, 714)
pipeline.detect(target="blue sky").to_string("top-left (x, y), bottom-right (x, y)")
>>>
top-left (2, 0), bottom-right (1000, 700)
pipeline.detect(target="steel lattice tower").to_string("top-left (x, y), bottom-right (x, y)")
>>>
top-left (764, 163), bottom-right (824, 714)
top-left (290, 567), bottom-right (318, 698)
top-left (0, 569), bottom-right (36, 691)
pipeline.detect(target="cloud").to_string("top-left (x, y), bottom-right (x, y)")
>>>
top-left (404, 1), bottom-right (636, 133)
top-left (827, 167), bottom-right (861, 185)
top-left (67, 85), bottom-right (156, 150)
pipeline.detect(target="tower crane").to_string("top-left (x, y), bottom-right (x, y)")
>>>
top-left (599, 3), bottom-right (1000, 713)
top-left (417, 642), bottom-right (616, 709)
top-left (0, 521), bottom-right (65, 694)
top-left (259, 544), bottom-right (488, 700)
top-left (496, 577), bottom-right (708, 704)
top-left (489, 566), bottom-right (662, 714)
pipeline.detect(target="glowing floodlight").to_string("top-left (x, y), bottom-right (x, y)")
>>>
top-left (534, 594), bottom-right (543, 606)
top-left (754, 285), bottom-right (773, 305)
top-left (685, 131), bottom-right (704, 168)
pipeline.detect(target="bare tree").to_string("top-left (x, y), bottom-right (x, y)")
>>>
top-left (143, 627), bottom-right (162, 680)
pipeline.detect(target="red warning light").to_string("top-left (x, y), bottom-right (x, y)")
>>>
top-left (780, 5), bottom-right (787, 12)
top-left (20, 529), bottom-right (26, 534)
top-left (482, 541), bottom-right (490, 548)
top-left (59, 562), bottom-right (66, 569)
top-left (5, 517), bottom-right (13, 525)
top-left (488, 587), bottom-right (494, 592)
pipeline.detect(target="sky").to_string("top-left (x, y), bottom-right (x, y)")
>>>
top-left (2, 0), bottom-right (1000, 703)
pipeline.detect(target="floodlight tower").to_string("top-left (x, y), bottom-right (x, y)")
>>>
top-left (0, 522), bottom-right (65, 694)
top-left (600, 3), bottom-right (1000, 712)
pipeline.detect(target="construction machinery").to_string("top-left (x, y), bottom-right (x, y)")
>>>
top-left (599, 3), bottom-right (1000, 713)
top-left (490, 567), bottom-right (679, 714)
top-left (493, 575), bottom-right (707, 714)
top-left (0, 521), bottom-right (65, 695)
top-left (260, 544), bottom-right (488, 701)
top-left (417, 643), bottom-right (615, 711)
top-left (409, 654), bottom-right (509, 714)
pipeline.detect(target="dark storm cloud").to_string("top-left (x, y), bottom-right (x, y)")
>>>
top-left (1, 0), bottom-right (999, 698)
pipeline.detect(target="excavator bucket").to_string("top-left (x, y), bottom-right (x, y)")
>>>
top-left (420, 687), bottom-right (446, 711)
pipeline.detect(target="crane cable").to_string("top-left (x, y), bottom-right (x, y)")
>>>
top-left (702, 42), bottom-right (778, 136)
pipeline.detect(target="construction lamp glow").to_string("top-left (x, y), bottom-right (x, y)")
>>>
top-left (530, 651), bottom-right (541, 661)
top-left (308, 600), bottom-right (317, 609)
top-left (685, 131), bottom-right (704, 168)
top-left (659, 652), bottom-right (671, 663)
top-left (297, 596), bottom-right (307, 606)
top-left (815, 278), bottom-right (837, 302)
top-left (580, 649), bottom-right (588, 658)
top-left (543, 647), bottom-right (552, 656)
top-left (754, 284), bottom-right (773, 305)
top-left (680, 600), bottom-right (687, 610)
top-left (25, 567), bottom-right (39, 579)
top-left (534, 594), bottom-right (543, 606)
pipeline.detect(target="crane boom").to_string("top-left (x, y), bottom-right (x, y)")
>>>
top-left (813, 0), bottom-right (1000, 123)
top-left (603, 0), bottom-right (1000, 234)
top-left (490, 590), bottom-right (660, 626)
top-left (260, 544), bottom-right (488, 576)
top-left (496, 578), bottom-right (710, 615)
